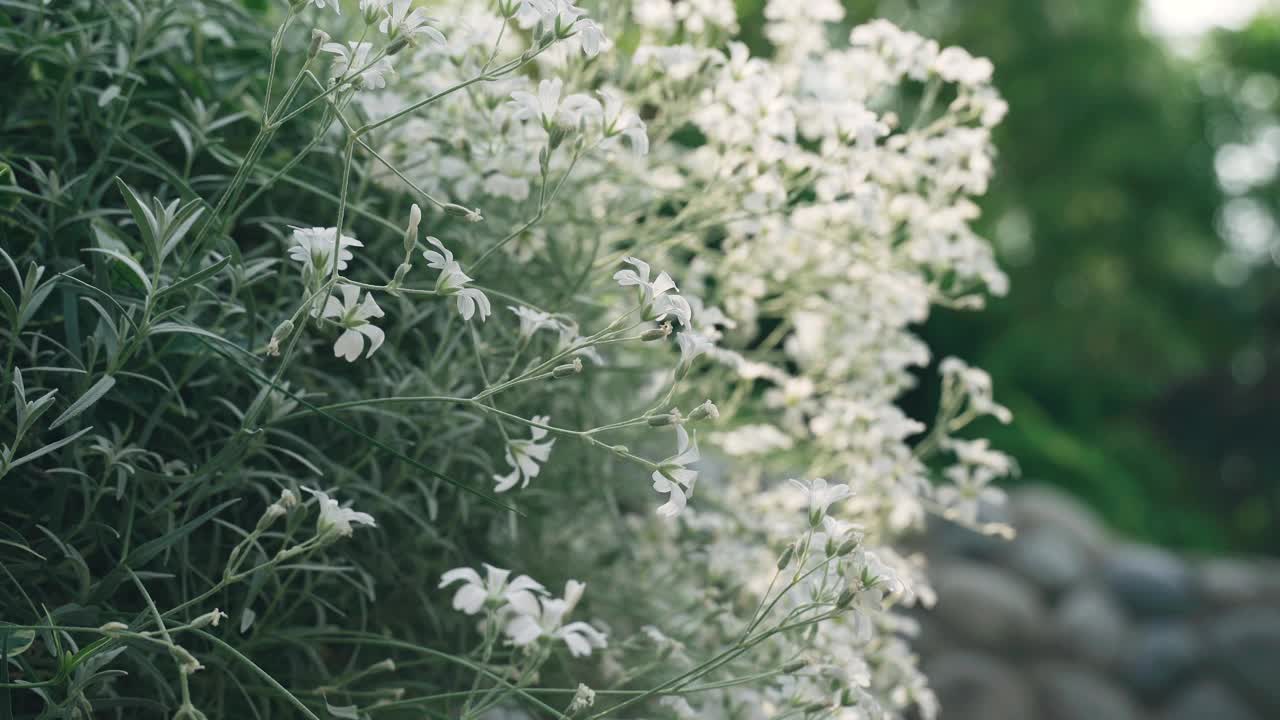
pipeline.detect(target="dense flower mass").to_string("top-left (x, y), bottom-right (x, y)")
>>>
top-left (0, 0), bottom-right (1013, 718)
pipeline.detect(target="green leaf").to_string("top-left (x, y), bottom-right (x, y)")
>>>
top-left (85, 247), bottom-right (152, 295)
top-left (155, 254), bottom-right (228, 300)
top-left (17, 278), bottom-right (57, 330)
top-left (90, 498), bottom-right (240, 602)
top-left (149, 322), bottom-right (256, 357)
top-left (160, 202), bottom-right (205, 261)
top-left (7, 426), bottom-right (93, 471)
top-left (0, 286), bottom-right (15, 323)
top-left (49, 375), bottom-right (115, 429)
top-left (113, 178), bottom-right (159, 256)
top-left (0, 623), bottom-right (34, 657)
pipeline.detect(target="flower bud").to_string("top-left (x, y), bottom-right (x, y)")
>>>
top-left (387, 37), bottom-right (410, 56)
top-left (171, 645), bottom-right (204, 675)
top-left (777, 543), bottom-right (795, 570)
top-left (309, 29), bottom-right (330, 59)
top-left (98, 621), bottom-right (129, 634)
top-left (402, 204), bottom-right (421, 257)
top-left (278, 488), bottom-right (298, 509)
top-left (553, 357), bottom-right (583, 378)
top-left (646, 413), bottom-right (676, 427)
top-left (640, 323), bottom-right (671, 342)
top-left (835, 588), bottom-right (855, 609)
top-left (256, 502), bottom-right (287, 532)
top-left (370, 658), bottom-right (397, 673)
top-left (836, 534), bottom-right (861, 557)
top-left (267, 319), bottom-right (294, 357)
top-left (389, 262), bottom-right (412, 294)
top-left (688, 400), bottom-right (719, 423)
top-left (443, 203), bottom-right (483, 223)
top-left (548, 125), bottom-right (570, 150)
top-left (190, 609), bottom-right (227, 630)
top-left (782, 659), bottom-right (808, 673)
top-left (610, 444), bottom-right (629, 457)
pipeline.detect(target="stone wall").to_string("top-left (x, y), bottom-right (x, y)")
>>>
top-left (913, 486), bottom-right (1280, 720)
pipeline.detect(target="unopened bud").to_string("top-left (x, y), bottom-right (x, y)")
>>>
top-left (387, 37), bottom-right (410, 56)
top-left (171, 645), bottom-right (204, 675)
top-left (370, 658), bottom-right (397, 673)
top-left (190, 609), bottom-right (227, 629)
top-left (835, 588), bottom-right (855, 609)
top-left (309, 29), bottom-right (329, 59)
top-left (443, 203), bottom-right (483, 223)
top-left (837, 535), bottom-right (861, 557)
top-left (389, 263), bottom-right (412, 293)
top-left (777, 543), bottom-right (795, 570)
top-left (647, 413), bottom-right (676, 427)
top-left (688, 400), bottom-right (719, 423)
top-left (553, 357), bottom-right (583, 378)
top-left (782, 659), bottom-right (808, 673)
top-left (548, 125), bottom-right (570, 150)
top-left (278, 488), bottom-right (298, 509)
top-left (640, 323), bottom-right (671, 342)
top-left (98, 621), bottom-right (129, 634)
top-left (256, 502), bottom-right (287, 531)
top-left (267, 319), bottom-right (293, 357)
top-left (403, 204), bottom-right (421, 256)
top-left (610, 444), bottom-right (630, 457)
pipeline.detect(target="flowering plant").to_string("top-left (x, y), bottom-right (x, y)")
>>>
top-left (0, 0), bottom-right (1013, 718)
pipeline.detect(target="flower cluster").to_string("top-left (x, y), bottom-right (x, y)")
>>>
top-left (250, 1), bottom-right (1013, 717)
top-left (440, 564), bottom-right (607, 658)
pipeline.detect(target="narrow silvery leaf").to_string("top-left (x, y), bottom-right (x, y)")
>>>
top-left (8, 426), bottom-right (93, 471)
top-left (49, 375), bottom-right (115, 429)
top-left (85, 247), bottom-right (153, 295)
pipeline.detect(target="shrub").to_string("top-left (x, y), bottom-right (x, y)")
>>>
top-left (0, 1), bottom-right (1012, 718)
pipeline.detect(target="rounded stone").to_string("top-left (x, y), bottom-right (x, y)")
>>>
top-left (1121, 622), bottom-right (1201, 698)
top-left (1008, 527), bottom-right (1090, 596)
top-left (931, 561), bottom-right (1046, 650)
top-left (1103, 544), bottom-right (1196, 618)
top-left (925, 651), bottom-right (1037, 720)
top-left (1196, 557), bottom-right (1280, 608)
top-left (1159, 681), bottom-right (1262, 720)
top-left (1208, 608), bottom-right (1280, 713)
top-left (1032, 662), bottom-right (1141, 720)
top-left (1009, 486), bottom-right (1108, 555)
top-left (1052, 585), bottom-right (1131, 669)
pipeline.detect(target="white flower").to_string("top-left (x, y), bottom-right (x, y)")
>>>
top-left (573, 18), bottom-right (610, 58)
top-left (790, 478), bottom-right (851, 526)
top-left (493, 416), bottom-right (555, 493)
top-left (302, 0), bottom-right (340, 13)
top-left (614, 257), bottom-right (690, 323)
top-left (303, 487), bottom-right (376, 539)
top-left (600, 90), bottom-right (648, 156)
top-left (322, 41), bottom-right (394, 89)
top-left (322, 285), bottom-right (386, 362)
top-left (504, 580), bottom-right (607, 657)
top-left (651, 425), bottom-right (700, 517)
top-left (288, 227), bottom-right (362, 277)
top-left (569, 684), bottom-right (595, 712)
top-left (510, 78), bottom-right (564, 129)
top-left (378, 0), bottom-right (446, 46)
top-left (677, 331), bottom-right (713, 368)
top-left (423, 237), bottom-right (491, 322)
top-left (439, 564), bottom-right (545, 615)
top-left (509, 306), bottom-right (557, 340)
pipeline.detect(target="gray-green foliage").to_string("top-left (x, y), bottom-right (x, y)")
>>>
top-left (0, 2), bottom-right (602, 717)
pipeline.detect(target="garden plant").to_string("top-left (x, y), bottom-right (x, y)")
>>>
top-left (0, 0), bottom-right (1014, 718)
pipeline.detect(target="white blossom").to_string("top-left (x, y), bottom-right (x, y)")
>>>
top-left (493, 416), bottom-right (555, 493)
top-left (323, 41), bottom-right (394, 89)
top-left (303, 487), bottom-right (376, 539)
top-left (322, 285), bottom-right (386, 361)
top-left (378, 0), bottom-right (446, 46)
top-left (503, 580), bottom-right (607, 657)
top-left (423, 237), bottom-right (491, 321)
top-left (439, 564), bottom-right (546, 615)
top-left (288, 227), bottom-right (362, 277)
top-left (651, 425), bottom-right (700, 517)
